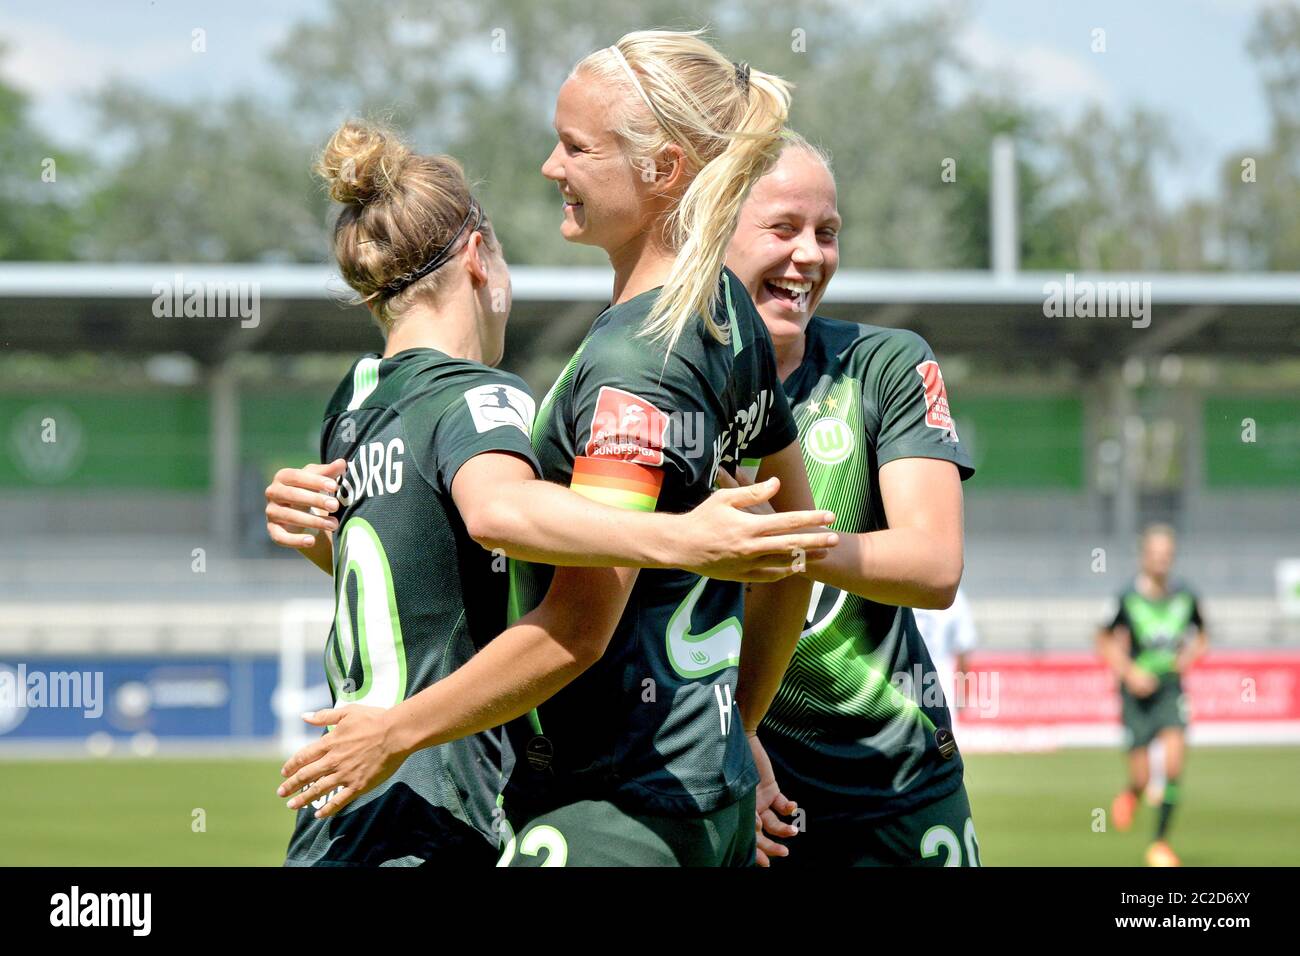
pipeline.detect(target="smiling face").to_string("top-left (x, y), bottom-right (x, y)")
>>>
top-left (541, 71), bottom-right (650, 253)
top-left (726, 147), bottom-right (840, 345)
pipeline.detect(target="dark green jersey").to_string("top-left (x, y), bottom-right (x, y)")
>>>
top-left (285, 348), bottom-right (540, 867)
top-left (505, 269), bottom-right (798, 817)
top-left (761, 316), bottom-right (975, 823)
top-left (1108, 581), bottom-right (1204, 678)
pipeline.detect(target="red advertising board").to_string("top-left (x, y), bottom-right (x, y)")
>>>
top-left (949, 650), bottom-right (1300, 751)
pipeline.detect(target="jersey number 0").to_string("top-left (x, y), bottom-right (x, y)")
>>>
top-left (326, 517), bottom-right (409, 709)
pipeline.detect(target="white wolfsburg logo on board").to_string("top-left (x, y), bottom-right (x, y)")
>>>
top-left (804, 417), bottom-right (854, 465)
top-left (464, 383), bottom-right (535, 436)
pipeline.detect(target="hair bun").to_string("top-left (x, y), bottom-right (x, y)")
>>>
top-left (317, 120), bottom-right (411, 204)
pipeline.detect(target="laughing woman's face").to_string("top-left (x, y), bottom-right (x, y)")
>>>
top-left (727, 148), bottom-right (841, 343)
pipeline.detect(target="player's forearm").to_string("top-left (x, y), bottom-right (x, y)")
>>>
top-left (384, 603), bottom-right (606, 757)
top-left (803, 528), bottom-right (961, 609)
top-left (736, 574), bottom-right (812, 733)
top-left (301, 531), bottom-right (334, 576)
top-left (467, 478), bottom-right (677, 568)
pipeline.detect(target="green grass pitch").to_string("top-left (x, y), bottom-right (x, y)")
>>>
top-left (1, 747), bottom-right (1296, 865)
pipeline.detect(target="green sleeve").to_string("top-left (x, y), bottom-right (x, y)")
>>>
top-left (1107, 592), bottom-right (1132, 632)
top-left (405, 367), bottom-right (541, 495)
top-left (871, 330), bottom-right (974, 479)
top-left (570, 326), bottom-right (720, 510)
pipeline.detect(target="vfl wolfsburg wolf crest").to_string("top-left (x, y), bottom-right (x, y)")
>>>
top-left (804, 416), bottom-right (854, 465)
top-left (11, 406), bottom-right (85, 484)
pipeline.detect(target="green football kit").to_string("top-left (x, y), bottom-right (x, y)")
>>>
top-left (761, 316), bottom-right (980, 866)
top-left (284, 348), bottom-right (540, 867)
top-left (1108, 582), bottom-right (1203, 749)
top-left (501, 269), bottom-right (798, 866)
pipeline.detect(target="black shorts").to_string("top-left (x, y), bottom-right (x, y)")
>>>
top-left (1121, 676), bottom-right (1189, 750)
top-left (768, 784), bottom-right (982, 867)
top-left (498, 790), bottom-right (757, 867)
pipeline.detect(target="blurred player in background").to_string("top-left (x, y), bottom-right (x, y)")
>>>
top-left (1097, 524), bottom-right (1209, 867)
top-left (913, 586), bottom-right (979, 723)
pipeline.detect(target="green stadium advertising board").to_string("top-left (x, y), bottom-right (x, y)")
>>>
top-left (1204, 396), bottom-right (1300, 488)
top-left (953, 395), bottom-right (1085, 489)
top-left (0, 392), bottom-right (323, 490)
top-left (239, 394), bottom-right (325, 482)
top-left (1, 393), bottom-right (210, 489)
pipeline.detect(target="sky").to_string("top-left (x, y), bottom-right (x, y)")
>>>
top-left (0, 0), bottom-right (1287, 205)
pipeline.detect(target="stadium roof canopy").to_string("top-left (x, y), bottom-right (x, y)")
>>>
top-left (1, 262), bottom-right (1298, 369)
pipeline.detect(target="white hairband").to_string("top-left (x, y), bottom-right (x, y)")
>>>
top-left (606, 45), bottom-right (658, 117)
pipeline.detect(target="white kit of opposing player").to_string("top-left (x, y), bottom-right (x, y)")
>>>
top-left (912, 586), bottom-right (979, 722)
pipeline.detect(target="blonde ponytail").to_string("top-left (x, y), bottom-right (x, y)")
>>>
top-left (576, 31), bottom-right (792, 352)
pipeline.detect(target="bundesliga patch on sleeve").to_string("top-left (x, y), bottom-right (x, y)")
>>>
top-left (462, 382), bottom-right (536, 437)
top-left (585, 385), bottom-right (670, 466)
top-left (915, 360), bottom-right (959, 441)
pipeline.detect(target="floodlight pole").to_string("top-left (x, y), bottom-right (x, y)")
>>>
top-left (209, 359), bottom-right (239, 551)
top-left (1113, 367), bottom-right (1140, 540)
top-left (990, 135), bottom-right (1019, 280)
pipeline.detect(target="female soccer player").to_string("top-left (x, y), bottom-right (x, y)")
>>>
top-left (723, 135), bottom-right (983, 866)
top-left (268, 118), bottom-right (834, 867)
top-left (484, 31), bottom-right (816, 866)
top-left (1097, 524), bottom-right (1208, 867)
